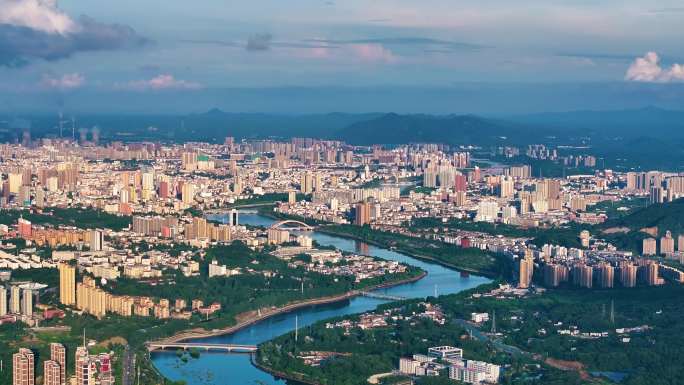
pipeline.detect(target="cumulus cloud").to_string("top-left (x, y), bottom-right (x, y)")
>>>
top-left (0, 0), bottom-right (148, 67)
top-left (1, 0), bottom-right (76, 34)
top-left (625, 52), bottom-right (684, 83)
top-left (116, 74), bottom-right (202, 91)
top-left (41, 72), bottom-right (85, 89)
top-left (246, 33), bottom-right (273, 51)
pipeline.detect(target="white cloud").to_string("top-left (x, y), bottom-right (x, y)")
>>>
top-left (0, 0), bottom-right (147, 67)
top-left (117, 74), bottom-right (202, 91)
top-left (41, 72), bottom-right (85, 89)
top-left (0, 0), bottom-right (77, 35)
top-left (625, 52), bottom-right (684, 83)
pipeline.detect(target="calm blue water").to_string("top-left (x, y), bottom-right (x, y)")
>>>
top-left (152, 212), bottom-right (490, 385)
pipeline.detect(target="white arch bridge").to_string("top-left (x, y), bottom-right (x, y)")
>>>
top-left (269, 220), bottom-right (315, 231)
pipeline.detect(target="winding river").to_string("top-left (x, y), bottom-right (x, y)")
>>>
top-left (151, 212), bottom-right (490, 385)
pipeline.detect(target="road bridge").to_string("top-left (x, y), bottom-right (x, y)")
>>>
top-left (146, 342), bottom-right (257, 353)
top-left (359, 291), bottom-right (406, 301)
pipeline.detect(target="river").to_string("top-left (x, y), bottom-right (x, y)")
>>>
top-left (151, 212), bottom-right (490, 385)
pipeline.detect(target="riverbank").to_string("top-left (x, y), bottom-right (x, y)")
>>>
top-left (253, 209), bottom-right (505, 279)
top-left (149, 270), bottom-right (427, 344)
top-left (150, 211), bottom-right (491, 384)
top-left (251, 354), bottom-right (322, 385)
top-left (315, 226), bottom-right (503, 279)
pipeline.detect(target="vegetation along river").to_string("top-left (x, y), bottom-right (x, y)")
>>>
top-left (151, 212), bottom-right (491, 385)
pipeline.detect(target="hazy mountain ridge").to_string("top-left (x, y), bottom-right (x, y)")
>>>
top-left (510, 107), bottom-right (684, 138)
top-left (337, 113), bottom-right (542, 146)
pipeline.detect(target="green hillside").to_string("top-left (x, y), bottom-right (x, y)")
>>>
top-left (600, 198), bottom-right (684, 253)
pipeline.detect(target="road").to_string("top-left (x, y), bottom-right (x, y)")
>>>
top-left (122, 345), bottom-right (135, 385)
top-left (453, 318), bottom-right (529, 357)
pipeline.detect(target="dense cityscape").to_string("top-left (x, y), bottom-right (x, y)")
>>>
top-left (3, 1), bottom-right (684, 385)
top-left (0, 130), bottom-right (683, 385)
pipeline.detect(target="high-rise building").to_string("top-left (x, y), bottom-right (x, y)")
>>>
top-left (141, 171), bottom-right (154, 191)
top-left (499, 176), bottom-right (514, 199)
top-left (50, 343), bottom-right (66, 385)
top-left (18, 217), bottom-right (32, 238)
top-left (505, 165), bottom-right (531, 179)
top-left (181, 152), bottom-right (198, 171)
top-left (650, 186), bottom-right (664, 204)
top-left (598, 263), bottom-right (614, 288)
top-left (679, 234), bottom-right (684, 252)
top-left (423, 168), bottom-right (438, 188)
top-left (88, 230), bottom-right (103, 252)
top-left (35, 188), bottom-right (45, 208)
top-left (454, 174), bottom-right (467, 192)
top-left (8, 172), bottom-right (22, 194)
top-left (158, 180), bottom-right (170, 199)
top-left (354, 202), bottom-right (371, 226)
top-left (267, 229), bottom-right (290, 245)
top-left (181, 183), bottom-right (195, 204)
top-left (660, 231), bottom-right (675, 255)
top-left (59, 263), bottom-right (76, 306)
top-left (76, 277), bottom-right (107, 319)
top-left (580, 265), bottom-right (593, 288)
top-left (13, 348), bottom-right (35, 385)
top-left (619, 263), bottom-right (638, 288)
top-left (300, 172), bottom-right (315, 194)
top-left (543, 264), bottom-right (564, 287)
top-left (0, 286), bottom-right (7, 316)
top-left (232, 177), bottom-right (243, 195)
top-left (642, 238), bottom-right (657, 256)
top-left (518, 256), bottom-right (534, 289)
top-left (647, 262), bottom-right (663, 286)
top-left (43, 361), bottom-right (61, 385)
top-left (579, 230), bottom-right (591, 248)
top-left (476, 200), bottom-right (499, 222)
top-left (21, 288), bottom-right (33, 316)
top-left (229, 209), bottom-right (239, 227)
top-left (75, 347), bottom-right (92, 385)
top-left (10, 285), bottom-right (21, 313)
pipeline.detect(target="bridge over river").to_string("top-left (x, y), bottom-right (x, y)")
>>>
top-left (147, 342), bottom-right (257, 353)
top-left (359, 291), bottom-right (407, 301)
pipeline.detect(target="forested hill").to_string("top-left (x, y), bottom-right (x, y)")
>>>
top-left (601, 198), bottom-right (684, 237)
top-left (336, 113), bottom-right (545, 146)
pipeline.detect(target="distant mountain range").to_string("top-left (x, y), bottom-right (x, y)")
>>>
top-left (3, 106), bottom-right (684, 169)
top-left (510, 107), bottom-right (684, 139)
top-left (337, 113), bottom-right (551, 146)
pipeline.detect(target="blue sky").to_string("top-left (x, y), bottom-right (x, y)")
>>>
top-left (1, 0), bottom-right (683, 113)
